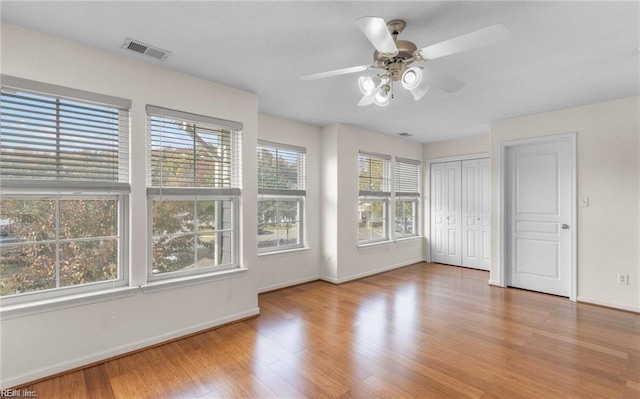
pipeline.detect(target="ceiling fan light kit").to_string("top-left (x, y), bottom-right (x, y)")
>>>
top-left (301, 17), bottom-right (509, 107)
top-left (372, 87), bottom-right (391, 107)
top-left (358, 75), bottom-right (377, 96)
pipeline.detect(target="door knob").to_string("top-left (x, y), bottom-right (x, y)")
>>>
top-left (561, 224), bottom-right (570, 230)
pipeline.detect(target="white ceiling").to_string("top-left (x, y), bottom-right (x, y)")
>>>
top-left (1, 1), bottom-right (638, 143)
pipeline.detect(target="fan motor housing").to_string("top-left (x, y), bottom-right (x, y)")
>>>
top-left (373, 39), bottom-right (418, 80)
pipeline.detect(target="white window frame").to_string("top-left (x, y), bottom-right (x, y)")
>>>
top-left (146, 105), bottom-right (242, 282)
top-left (257, 140), bottom-right (306, 253)
top-left (358, 151), bottom-right (391, 245)
top-left (257, 195), bottom-right (304, 253)
top-left (358, 196), bottom-right (389, 244)
top-left (394, 157), bottom-right (421, 239)
top-left (147, 194), bottom-right (238, 280)
top-left (0, 76), bottom-right (130, 306)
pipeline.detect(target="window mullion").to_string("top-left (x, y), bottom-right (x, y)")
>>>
top-left (55, 196), bottom-right (61, 289)
top-left (193, 199), bottom-right (198, 266)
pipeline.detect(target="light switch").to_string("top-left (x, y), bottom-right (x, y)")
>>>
top-left (579, 197), bottom-right (589, 207)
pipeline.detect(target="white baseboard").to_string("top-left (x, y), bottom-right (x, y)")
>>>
top-left (1, 307), bottom-right (260, 389)
top-left (576, 296), bottom-right (639, 313)
top-left (258, 275), bottom-right (320, 294)
top-left (320, 259), bottom-right (422, 284)
top-left (488, 279), bottom-right (502, 286)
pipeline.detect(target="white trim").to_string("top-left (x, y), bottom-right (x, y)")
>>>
top-left (146, 104), bottom-right (243, 131)
top-left (258, 275), bottom-right (320, 294)
top-left (2, 74), bottom-right (131, 109)
top-left (357, 239), bottom-right (392, 250)
top-left (359, 150), bottom-right (392, 160)
top-left (257, 246), bottom-right (310, 257)
top-left (320, 259), bottom-right (422, 284)
top-left (0, 286), bottom-right (138, 320)
top-left (0, 307), bottom-right (260, 389)
top-left (488, 279), bottom-right (501, 286)
top-left (258, 139), bottom-right (306, 154)
top-left (141, 267), bottom-right (248, 294)
top-left (425, 152), bottom-right (490, 166)
top-left (577, 296), bottom-right (640, 313)
top-left (395, 156), bottom-right (421, 165)
top-left (499, 132), bottom-right (577, 301)
top-left (394, 235), bottom-right (423, 244)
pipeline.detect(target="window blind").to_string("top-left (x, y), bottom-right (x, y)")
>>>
top-left (147, 106), bottom-right (242, 194)
top-left (257, 140), bottom-right (306, 196)
top-left (358, 151), bottom-right (390, 196)
top-left (0, 80), bottom-right (130, 191)
top-left (395, 157), bottom-right (421, 196)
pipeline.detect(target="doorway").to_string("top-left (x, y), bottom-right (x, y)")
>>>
top-left (502, 134), bottom-right (576, 299)
top-left (430, 156), bottom-right (490, 270)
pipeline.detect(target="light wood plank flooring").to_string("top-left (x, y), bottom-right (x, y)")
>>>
top-left (16, 263), bottom-right (640, 398)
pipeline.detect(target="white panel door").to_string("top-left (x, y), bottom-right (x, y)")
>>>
top-left (461, 158), bottom-right (491, 270)
top-left (430, 161), bottom-right (461, 266)
top-left (507, 140), bottom-right (572, 297)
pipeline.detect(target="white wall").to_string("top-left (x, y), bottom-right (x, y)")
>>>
top-left (491, 97), bottom-right (640, 311)
top-left (0, 23), bottom-right (260, 387)
top-left (320, 124), bottom-right (340, 280)
top-left (423, 134), bottom-right (490, 160)
top-left (321, 124), bottom-right (424, 283)
top-left (256, 114), bottom-right (321, 292)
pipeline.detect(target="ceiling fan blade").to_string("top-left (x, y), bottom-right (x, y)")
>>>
top-left (408, 85), bottom-right (431, 101)
top-left (300, 65), bottom-right (375, 81)
top-left (419, 24), bottom-right (509, 60)
top-left (421, 68), bottom-right (465, 93)
top-left (357, 94), bottom-right (374, 107)
top-left (355, 16), bottom-right (399, 55)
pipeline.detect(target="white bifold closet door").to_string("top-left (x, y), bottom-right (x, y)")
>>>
top-left (430, 161), bottom-right (462, 266)
top-left (461, 158), bottom-right (491, 269)
top-left (430, 158), bottom-right (490, 270)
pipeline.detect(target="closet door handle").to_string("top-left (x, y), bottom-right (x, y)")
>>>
top-left (561, 224), bottom-right (570, 230)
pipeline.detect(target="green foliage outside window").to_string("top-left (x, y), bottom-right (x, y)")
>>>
top-left (0, 198), bottom-right (119, 296)
top-left (257, 145), bottom-right (303, 249)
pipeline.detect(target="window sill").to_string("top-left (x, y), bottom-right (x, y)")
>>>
top-left (357, 240), bottom-right (392, 250)
top-left (141, 267), bottom-right (249, 294)
top-left (394, 235), bottom-right (423, 243)
top-left (0, 286), bottom-right (138, 320)
top-left (258, 247), bottom-right (309, 257)
top-left (357, 235), bottom-right (423, 250)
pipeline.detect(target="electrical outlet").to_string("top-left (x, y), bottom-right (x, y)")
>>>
top-left (616, 273), bottom-right (628, 285)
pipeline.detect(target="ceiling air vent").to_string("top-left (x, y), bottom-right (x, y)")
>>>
top-left (122, 38), bottom-right (171, 61)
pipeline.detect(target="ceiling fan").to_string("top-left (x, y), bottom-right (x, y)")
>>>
top-left (300, 17), bottom-right (509, 107)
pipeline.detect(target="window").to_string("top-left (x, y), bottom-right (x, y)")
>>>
top-left (358, 151), bottom-right (391, 244)
top-left (0, 76), bottom-right (130, 303)
top-left (395, 157), bottom-right (421, 238)
top-left (257, 141), bottom-right (305, 252)
top-left (147, 105), bottom-right (242, 280)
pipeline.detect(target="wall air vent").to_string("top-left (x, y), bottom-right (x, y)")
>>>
top-left (122, 38), bottom-right (171, 61)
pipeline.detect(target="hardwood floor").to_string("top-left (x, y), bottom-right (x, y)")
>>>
top-left (17, 263), bottom-right (640, 398)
